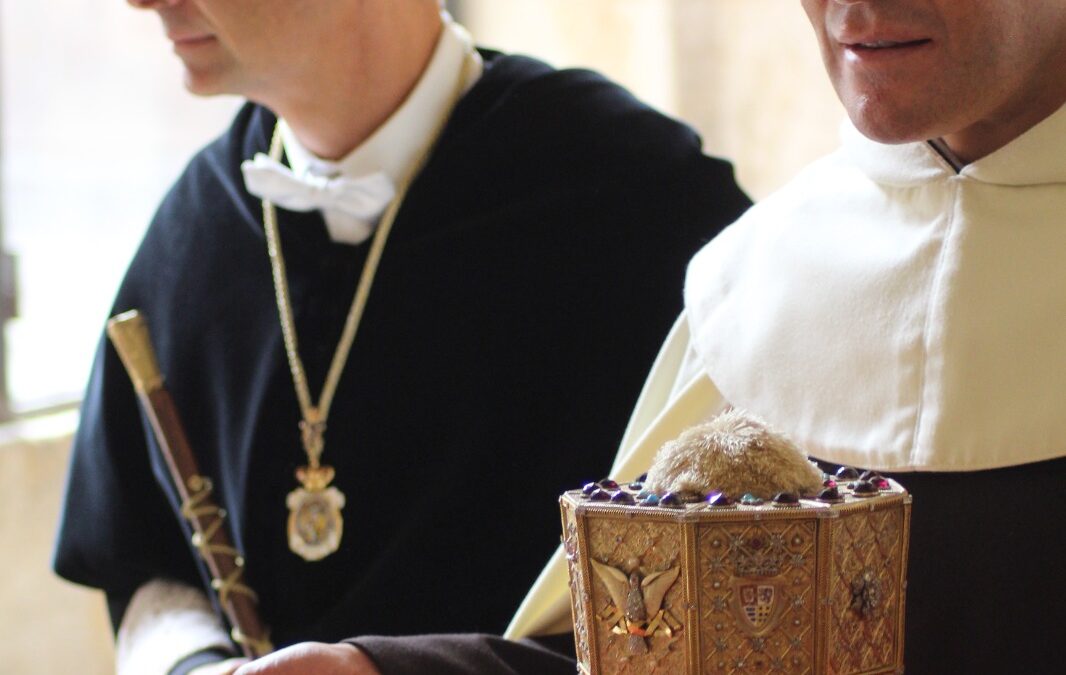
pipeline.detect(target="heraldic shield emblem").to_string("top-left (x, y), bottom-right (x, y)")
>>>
top-left (286, 482), bottom-right (346, 561)
top-left (731, 577), bottom-right (787, 636)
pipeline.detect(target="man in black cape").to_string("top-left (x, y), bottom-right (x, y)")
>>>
top-left (53, 1), bottom-right (750, 673)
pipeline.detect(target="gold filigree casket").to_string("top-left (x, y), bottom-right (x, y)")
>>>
top-left (561, 476), bottom-right (911, 675)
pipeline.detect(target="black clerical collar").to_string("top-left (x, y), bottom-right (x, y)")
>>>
top-left (927, 138), bottom-right (967, 173)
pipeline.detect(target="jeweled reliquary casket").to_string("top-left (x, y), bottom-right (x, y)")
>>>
top-left (561, 471), bottom-right (911, 675)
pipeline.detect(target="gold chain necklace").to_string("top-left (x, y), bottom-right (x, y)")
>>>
top-left (262, 51), bottom-right (476, 562)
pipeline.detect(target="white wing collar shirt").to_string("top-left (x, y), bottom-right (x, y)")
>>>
top-left (686, 102), bottom-right (1066, 472)
top-left (241, 12), bottom-right (483, 245)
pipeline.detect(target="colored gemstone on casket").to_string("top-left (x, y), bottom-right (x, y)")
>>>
top-left (636, 473), bottom-right (649, 483)
top-left (741, 493), bottom-right (765, 506)
top-left (817, 487), bottom-right (842, 502)
top-left (582, 482), bottom-right (599, 496)
top-left (772, 492), bottom-right (800, 506)
top-left (835, 466), bottom-right (861, 481)
top-left (610, 490), bottom-right (636, 504)
top-left (823, 478), bottom-right (837, 488)
top-left (589, 488), bottom-right (611, 501)
top-left (599, 478), bottom-right (620, 490)
top-left (640, 493), bottom-right (661, 507)
top-left (628, 482), bottom-right (644, 491)
top-left (706, 492), bottom-right (735, 507)
top-left (851, 480), bottom-right (878, 496)
top-left (874, 477), bottom-right (891, 490)
top-left (660, 492), bottom-right (684, 508)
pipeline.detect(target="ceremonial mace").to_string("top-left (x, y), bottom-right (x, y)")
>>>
top-left (107, 310), bottom-right (273, 659)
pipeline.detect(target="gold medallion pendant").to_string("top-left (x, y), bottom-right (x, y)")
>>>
top-left (286, 464), bottom-right (346, 561)
top-left (259, 51), bottom-right (475, 562)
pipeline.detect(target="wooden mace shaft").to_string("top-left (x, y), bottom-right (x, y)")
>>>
top-left (107, 310), bottom-right (272, 659)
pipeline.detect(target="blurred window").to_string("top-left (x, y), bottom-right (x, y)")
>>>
top-left (0, 0), bottom-right (240, 415)
top-left (0, 2), bottom-right (476, 418)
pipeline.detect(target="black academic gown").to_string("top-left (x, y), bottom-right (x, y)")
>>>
top-left (53, 53), bottom-right (751, 673)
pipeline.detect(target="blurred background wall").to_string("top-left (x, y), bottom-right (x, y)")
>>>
top-left (460, 0), bottom-right (844, 198)
top-left (0, 1), bottom-right (842, 672)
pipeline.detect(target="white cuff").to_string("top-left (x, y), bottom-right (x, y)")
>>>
top-left (116, 578), bottom-right (232, 675)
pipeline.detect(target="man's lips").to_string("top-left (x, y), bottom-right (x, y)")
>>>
top-left (845, 38), bottom-right (932, 50)
top-left (168, 32), bottom-right (216, 47)
top-left (840, 37), bottom-right (933, 64)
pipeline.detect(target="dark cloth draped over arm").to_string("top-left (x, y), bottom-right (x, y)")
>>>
top-left (350, 633), bottom-right (576, 675)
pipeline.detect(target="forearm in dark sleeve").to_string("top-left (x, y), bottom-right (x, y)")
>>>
top-left (348, 633), bottom-right (576, 675)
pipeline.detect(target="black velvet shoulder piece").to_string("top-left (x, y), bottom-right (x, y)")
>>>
top-left (53, 53), bottom-right (751, 645)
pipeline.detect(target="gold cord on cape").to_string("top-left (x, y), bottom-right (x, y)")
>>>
top-left (262, 52), bottom-right (476, 561)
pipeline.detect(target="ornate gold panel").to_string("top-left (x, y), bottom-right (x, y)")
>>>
top-left (696, 519), bottom-right (818, 674)
top-left (583, 515), bottom-right (688, 674)
top-left (826, 507), bottom-right (906, 674)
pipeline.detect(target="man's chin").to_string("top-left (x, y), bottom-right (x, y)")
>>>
top-left (845, 97), bottom-right (939, 147)
top-left (851, 121), bottom-right (928, 146)
top-left (182, 70), bottom-right (230, 98)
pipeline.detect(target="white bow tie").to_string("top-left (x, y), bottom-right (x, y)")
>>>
top-left (241, 153), bottom-right (397, 245)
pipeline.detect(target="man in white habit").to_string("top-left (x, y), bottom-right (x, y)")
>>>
top-left (509, 0), bottom-right (1066, 671)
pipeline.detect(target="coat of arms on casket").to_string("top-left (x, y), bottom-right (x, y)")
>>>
top-left (731, 578), bottom-right (786, 635)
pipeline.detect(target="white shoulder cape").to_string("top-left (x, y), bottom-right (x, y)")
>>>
top-left (687, 103), bottom-right (1066, 472)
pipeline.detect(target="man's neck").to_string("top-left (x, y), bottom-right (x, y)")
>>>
top-left (265, 8), bottom-right (443, 161)
top-left (940, 70), bottom-right (1066, 165)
